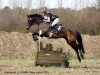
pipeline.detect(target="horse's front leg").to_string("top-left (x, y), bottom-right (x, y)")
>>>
top-left (32, 32), bottom-right (39, 41)
top-left (32, 30), bottom-right (44, 41)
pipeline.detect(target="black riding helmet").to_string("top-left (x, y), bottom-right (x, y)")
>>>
top-left (42, 9), bottom-right (47, 14)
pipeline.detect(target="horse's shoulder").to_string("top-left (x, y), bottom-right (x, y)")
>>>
top-left (40, 22), bottom-right (50, 26)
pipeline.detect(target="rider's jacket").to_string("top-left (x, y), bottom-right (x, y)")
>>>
top-left (44, 12), bottom-right (59, 22)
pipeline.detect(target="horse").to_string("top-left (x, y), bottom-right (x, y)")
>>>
top-left (26, 14), bottom-right (85, 62)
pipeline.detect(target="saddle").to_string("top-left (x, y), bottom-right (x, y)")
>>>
top-left (49, 24), bottom-right (63, 38)
top-left (51, 24), bottom-right (63, 33)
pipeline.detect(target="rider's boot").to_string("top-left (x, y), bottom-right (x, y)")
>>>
top-left (50, 25), bottom-right (60, 34)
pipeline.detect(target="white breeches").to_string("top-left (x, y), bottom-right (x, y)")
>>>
top-left (51, 18), bottom-right (59, 26)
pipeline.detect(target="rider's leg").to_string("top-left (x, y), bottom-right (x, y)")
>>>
top-left (51, 18), bottom-right (59, 32)
top-left (51, 18), bottom-right (59, 27)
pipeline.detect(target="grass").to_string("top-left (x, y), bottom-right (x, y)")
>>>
top-left (0, 56), bottom-right (100, 75)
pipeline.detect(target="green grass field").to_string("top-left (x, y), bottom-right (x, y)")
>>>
top-left (0, 56), bottom-right (100, 75)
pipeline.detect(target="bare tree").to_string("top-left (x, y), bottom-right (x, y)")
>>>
top-left (74, 0), bottom-right (79, 10)
top-left (24, 0), bottom-right (32, 9)
top-left (8, 0), bottom-right (19, 9)
top-left (0, 0), bottom-right (2, 9)
top-left (58, 0), bottom-right (63, 8)
top-left (39, 0), bottom-right (45, 8)
top-left (74, 0), bottom-right (89, 10)
top-left (97, 0), bottom-right (100, 6)
top-left (96, 0), bottom-right (100, 9)
top-left (8, 0), bottom-right (33, 9)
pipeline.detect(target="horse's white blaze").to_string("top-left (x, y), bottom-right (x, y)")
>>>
top-left (39, 30), bottom-right (42, 35)
top-left (29, 18), bottom-right (32, 20)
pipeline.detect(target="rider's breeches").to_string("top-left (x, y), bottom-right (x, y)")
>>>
top-left (51, 18), bottom-right (59, 26)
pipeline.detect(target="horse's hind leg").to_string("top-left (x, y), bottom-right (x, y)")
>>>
top-left (78, 45), bottom-right (84, 60)
top-left (76, 31), bottom-right (85, 54)
top-left (69, 42), bottom-right (81, 62)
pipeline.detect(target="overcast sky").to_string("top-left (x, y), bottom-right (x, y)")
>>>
top-left (1, 0), bottom-right (97, 10)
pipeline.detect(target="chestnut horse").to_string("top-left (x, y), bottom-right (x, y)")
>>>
top-left (26, 14), bottom-right (85, 62)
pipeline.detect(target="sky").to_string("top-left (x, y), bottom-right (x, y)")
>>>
top-left (1, 0), bottom-right (97, 10)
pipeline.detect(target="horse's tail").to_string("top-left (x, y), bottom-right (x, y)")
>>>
top-left (76, 31), bottom-right (85, 54)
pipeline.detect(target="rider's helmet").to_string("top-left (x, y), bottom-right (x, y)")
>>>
top-left (42, 9), bottom-right (47, 14)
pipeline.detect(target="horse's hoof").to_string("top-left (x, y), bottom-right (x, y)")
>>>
top-left (32, 35), bottom-right (38, 41)
top-left (82, 57), bottom-right (85, 60)
top-left (33, 38), bottom-right (38, 41)
top-left (32, 37), bottom-right (38, 41)
top-left (78, 58), bottom-right (81, 63)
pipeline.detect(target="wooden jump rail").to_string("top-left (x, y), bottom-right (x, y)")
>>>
top-left (36, 50), bottom-right (69, 67)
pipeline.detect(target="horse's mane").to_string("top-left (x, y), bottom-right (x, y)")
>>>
top-left (28, 14), bottom-right (44, 20)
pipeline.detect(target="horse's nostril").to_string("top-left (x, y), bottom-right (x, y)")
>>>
top-left (26, 28), bottom-right (30, 30)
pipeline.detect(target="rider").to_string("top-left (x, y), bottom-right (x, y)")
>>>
top-left (41, 9), bottom-right (61, 32)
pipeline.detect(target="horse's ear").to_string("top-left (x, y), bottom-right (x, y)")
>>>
top-left (27, 15), bottom-right (29, 17)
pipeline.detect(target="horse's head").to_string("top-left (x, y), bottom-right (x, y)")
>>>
top-left (26, 15), bottom-right (33, 30)
top-left (26, 14), bottom-right (44, 30)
